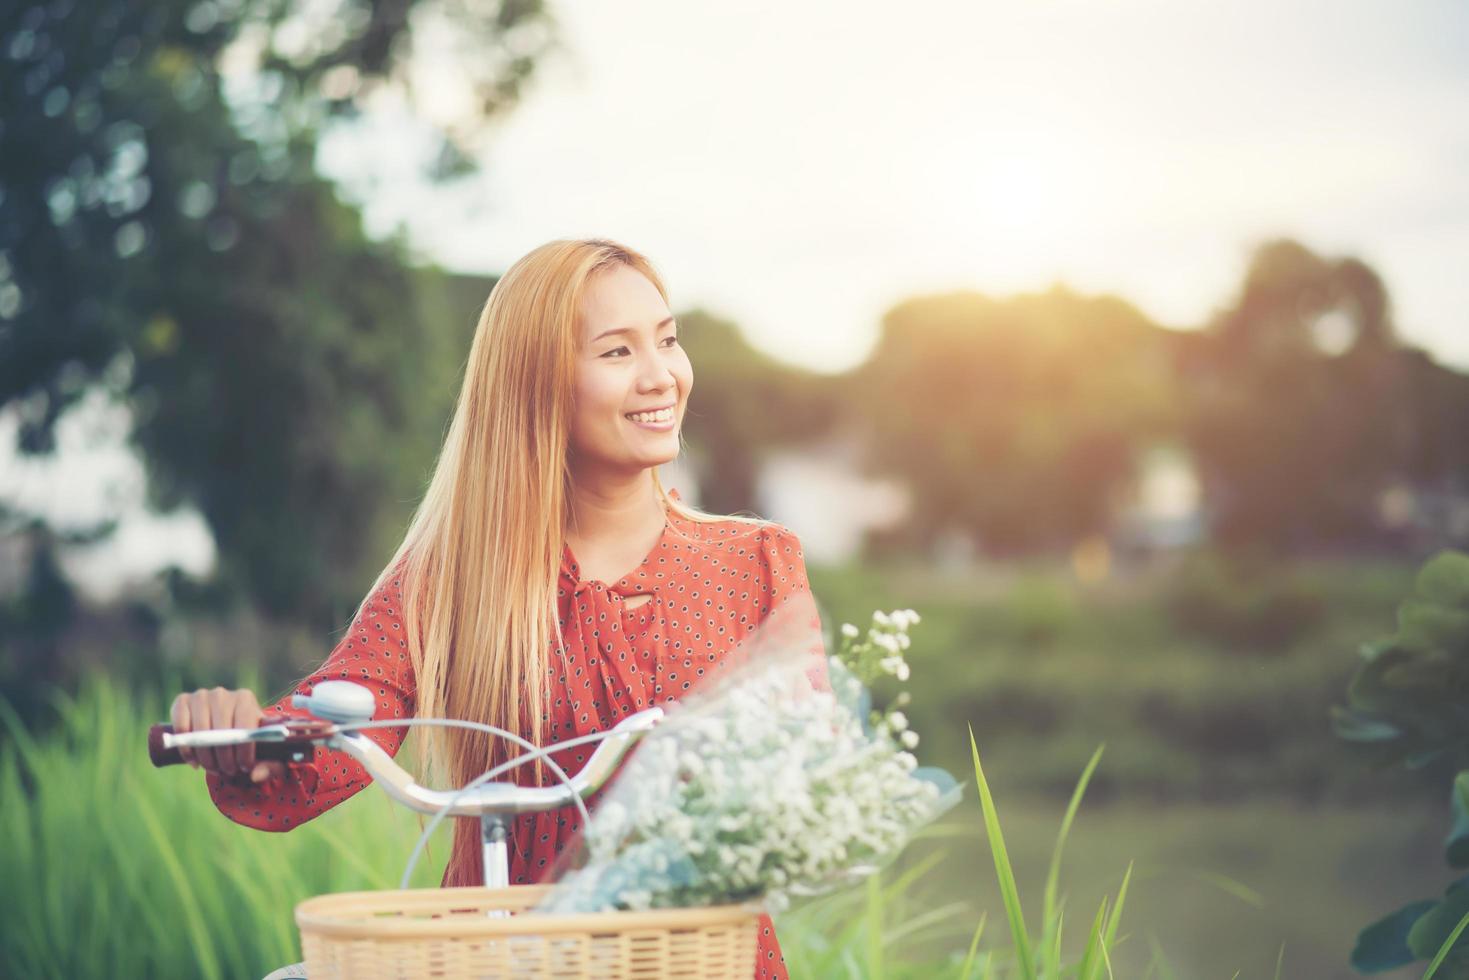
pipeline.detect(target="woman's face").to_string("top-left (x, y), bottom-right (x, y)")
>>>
top-left (569, 264), bottom-right (692, 476)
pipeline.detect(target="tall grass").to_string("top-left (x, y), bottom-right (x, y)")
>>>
top-left (7, 674), bottom-right (1465, 978)
top-left (0, 679), bottom-right (451, 979)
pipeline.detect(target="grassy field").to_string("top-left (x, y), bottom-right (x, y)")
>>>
top-left (808, 554), bottom-right (1439, 805)
top-left (3, 675), bottom-right (1453, 978)
top-left (3, 552), bottom-right (1454, 977)
top-left (849, 793), bottom-right (1452, 979)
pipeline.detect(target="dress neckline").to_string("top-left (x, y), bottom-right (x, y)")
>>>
top-left (561, 488), bottom-right (682, 592)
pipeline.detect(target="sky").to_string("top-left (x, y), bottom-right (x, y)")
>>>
top-left (4, 0), bottom-right (1467, 595)
top-left (319, 0), bottom-right (1469, 374)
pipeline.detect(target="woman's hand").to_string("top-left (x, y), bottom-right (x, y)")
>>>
top-left (169, 687), bottom-right (287, 784)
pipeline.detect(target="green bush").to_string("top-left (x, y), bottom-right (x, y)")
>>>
top-left (1163, 554), bottom-right (1327, 653)
top-left (1336, 551), bottom-right (1469, 973)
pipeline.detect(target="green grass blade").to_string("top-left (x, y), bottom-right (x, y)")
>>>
top-left (1178, 867), bottom-right (1265, 908)
top-left (1047, 905), bottom-right (1064, 980)
top-left (134, 783), bottom-right (223, 980)
top-left (1145, 933), bottom-right (1177, 980)
top-left (1421, 906), bottom-right (1469, 980)
top-left (1041, 745), bottom-right (1105, 960)
top-left (969, 724), bottom-right (1036, 980)
top-left (1102, 862), bottom-right (1133, 952)
top-left (865, 872), bottom-right (884, 980)
top-left (885, 847), bottom-right (949, 904)
top-left (1077, 895), bottom-right (1109, 980)
top-left (0, 689), bottom-right (45, 777)
top-left (959, 911), bottom-right (988, 980)
top-left (882, 900), bottom-right (969, 946)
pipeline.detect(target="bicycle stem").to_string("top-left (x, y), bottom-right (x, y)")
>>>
top-left (324, 715), bottom-right (659, 818)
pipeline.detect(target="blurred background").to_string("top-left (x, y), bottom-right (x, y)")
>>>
top-left (3, 0), bottom-right (1467, 976)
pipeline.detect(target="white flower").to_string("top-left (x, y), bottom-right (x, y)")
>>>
top-left (536, 644), bottom-right (952, 916)
top-left (841, 623), bottom-right (860, 639)
top-left (895, 661), bottom-right (910, 682)
top-left (873, 610), bottom-right (892, 627)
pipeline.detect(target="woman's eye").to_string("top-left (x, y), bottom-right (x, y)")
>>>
top-left (601, 337), bottom-right (676, 358)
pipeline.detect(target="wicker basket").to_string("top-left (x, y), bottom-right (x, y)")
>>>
top-left (295, 885), bottom-right (762, 979)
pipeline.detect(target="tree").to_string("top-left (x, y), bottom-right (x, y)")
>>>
top-left (853, 287), bottom-right (1178, 556)
top-left (0, 0), bottom-right (551, 622)
top-left (1182, 240), bottom-right (1409, 551)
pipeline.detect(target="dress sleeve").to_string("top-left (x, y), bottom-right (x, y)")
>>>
top-left (206, 572), bottom-right (417, 831)
top-left (762, 525), bottom-right (831, 694)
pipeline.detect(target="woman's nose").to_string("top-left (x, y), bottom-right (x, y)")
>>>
top-left (637, 360), bottom-right (676, 392)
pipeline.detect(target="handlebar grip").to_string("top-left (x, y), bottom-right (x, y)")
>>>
top-left (148, 724), bottom-right (317, 768)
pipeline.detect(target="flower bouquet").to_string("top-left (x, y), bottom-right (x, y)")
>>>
top-left (535, 601), bottom-right (959, 915)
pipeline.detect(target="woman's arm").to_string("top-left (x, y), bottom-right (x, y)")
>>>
top-left (206, 573), bottom-right (417, 831)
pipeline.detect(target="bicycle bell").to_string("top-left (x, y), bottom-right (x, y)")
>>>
top-left (293, 680), bottom-right (377, 725)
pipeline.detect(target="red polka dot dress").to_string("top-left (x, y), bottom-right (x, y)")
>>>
top-left (207, 489), bottom-right (828, 980)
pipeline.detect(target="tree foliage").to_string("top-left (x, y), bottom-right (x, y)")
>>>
top-left (852, 287), bottom-right (1179, 555)
top-left (1181, 240), bottom-right (1413, 550)
top-left (0, 0), bottom-right (549, 621)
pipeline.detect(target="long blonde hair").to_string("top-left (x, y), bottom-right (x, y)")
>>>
top-left (355, 238), bottom-right (765, 880)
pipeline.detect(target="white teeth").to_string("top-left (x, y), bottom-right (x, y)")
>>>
top-left (626, 408), bottom-right (674, 424)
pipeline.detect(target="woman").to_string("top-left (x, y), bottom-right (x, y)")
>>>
top-left (170, 238), bottom-right (827, 978)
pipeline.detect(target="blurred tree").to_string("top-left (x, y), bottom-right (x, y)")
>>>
top-left (676, 309), bottom-right (842, 516)
top-left (0, 1), bottom-right (549, 624)
top-left (853, 287), bottom-right (1178, 556)
top-left (1400, 349), bottom-right (1469, 494)
top-left (1181, 239), bottom-right (1411, 551)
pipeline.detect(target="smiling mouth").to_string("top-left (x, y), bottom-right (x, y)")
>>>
top-left (625, 407), bottom-right (676, 424)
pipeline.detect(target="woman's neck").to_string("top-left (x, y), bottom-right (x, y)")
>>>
top-left (564, 472), bottom-right (664, 551)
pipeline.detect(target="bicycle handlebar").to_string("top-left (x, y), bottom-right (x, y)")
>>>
top-left (148, 684), bottom-right (663, 819)
top-left (148, 716), bottom-right (334, 768)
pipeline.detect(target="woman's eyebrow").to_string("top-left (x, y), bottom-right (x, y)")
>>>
top-left (590, 316), bottom-right (676, 343)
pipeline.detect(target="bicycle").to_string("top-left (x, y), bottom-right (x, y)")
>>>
top-left (149, 680), bottom-right (765, 979)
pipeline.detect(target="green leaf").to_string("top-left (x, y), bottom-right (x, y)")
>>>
top-left (1396, 600), bottom-right (1469, 657)
top-left (1408, 883), bottom-right (1469, 965)
top-left (1346, 647), bottom-right (1418, 714)
top-left (1349, 899), bottom-right (1435, 972)
top-left (1330, 706), bottom-right (1403, 743)
top-left (1416, 552), bottom-right (1469, 609)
